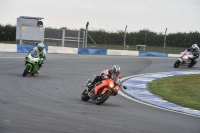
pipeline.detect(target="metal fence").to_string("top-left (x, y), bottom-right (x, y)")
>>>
top-left (43, 27), bottom-right (190, 54)
top-left (86, 27), bottom-right (189, 54)
top-left (44, 28), bottom-right (85, 48)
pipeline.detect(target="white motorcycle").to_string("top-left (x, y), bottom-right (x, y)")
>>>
top-left (174, 50), bottom-right (198, 68)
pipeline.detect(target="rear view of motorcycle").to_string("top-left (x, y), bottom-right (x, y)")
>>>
top-left (81, 76), bottom-right (127, 105)
top-left (22, 53), bottom-right (41, 77)
top-left (174, 50), bottom-right (198, 68)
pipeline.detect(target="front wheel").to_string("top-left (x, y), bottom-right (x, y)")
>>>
top-left (81, 89), bottom-right (90, 101)
top-left (174, 60), bottom-right (181, 68)
top-left (96, 91), bottom-right (111, 105)
top-left (23, 65), bottom-right (30, 77)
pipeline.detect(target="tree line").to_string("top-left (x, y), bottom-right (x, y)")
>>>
top-left (0, 24), bottom-right (200, 47)
top-left (0, 24), bottom-right (16, 41)
top-left (88, 29), bottom-right (200, 47)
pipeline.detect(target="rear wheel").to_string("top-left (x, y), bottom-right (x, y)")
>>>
top-left (81, 89), bottom-right (90, 101)
top-left (174, 60), bottom-right (181, 68)
top-left (96, 91), bottom-right (111, 105)
top-left (23, 65), bottom-right (30, 77)
top-left (188, 62), bottom-right (196, 68)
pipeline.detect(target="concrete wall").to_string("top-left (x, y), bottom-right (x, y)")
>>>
top-left (107, 49), bottom-right (139, 56)
top-left (48, 46), bottom-right (77, 54)
top-left (0, 43), bottom-right (180, 58)
top-left (0, 44), bottom-right (17, 52)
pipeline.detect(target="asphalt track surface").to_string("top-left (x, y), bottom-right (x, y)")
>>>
top-left (0, 53), bottom-right (200, 133)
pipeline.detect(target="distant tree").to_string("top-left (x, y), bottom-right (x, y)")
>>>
top-left (0, 24), bottom-right (15, 41)
top-left (0, 24), bottom-right (199, 47)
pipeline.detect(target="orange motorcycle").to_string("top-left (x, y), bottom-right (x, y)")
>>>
top-left (81, 75), bottom-right (127, 105)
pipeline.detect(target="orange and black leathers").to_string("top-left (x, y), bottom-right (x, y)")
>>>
top-left (90, 68), bottom-right (113, 86)
top-left (91, 68), bottom-right (121, 96)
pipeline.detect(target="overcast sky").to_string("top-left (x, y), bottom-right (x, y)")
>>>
top-left (0, 0), bottom-right (199, 33)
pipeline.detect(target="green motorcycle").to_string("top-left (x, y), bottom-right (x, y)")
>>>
top-left (23, 53), bottom-right (41, 77)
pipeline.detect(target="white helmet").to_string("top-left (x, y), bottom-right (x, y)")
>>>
top-left (112, 65), bottom-right (120, 76)
top-left (191, 44), bottom-right (199, 50)
top-left (38, 43), bottom-right (44, 52)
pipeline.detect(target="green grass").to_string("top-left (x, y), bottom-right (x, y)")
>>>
top-left (149, 74), bottom-right (200, 110)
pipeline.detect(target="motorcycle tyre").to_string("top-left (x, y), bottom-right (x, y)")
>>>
top-left (174, 60), bottom-right (180, 68)
top-left (96, 91), bottom-right (111, 105)
top-left (81, 89), bottom-right (90, 101)
top-left (23, 65), bottom-right (30, 77)
top-left (188, 62), bottom-right (196, 68)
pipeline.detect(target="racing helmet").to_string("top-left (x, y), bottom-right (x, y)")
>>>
top-left (38, 43), bottom-right (45, 52)
top-left (191, 44), bottom-right (198, 50)
top-left (112, 65), bottom-right (120, 76)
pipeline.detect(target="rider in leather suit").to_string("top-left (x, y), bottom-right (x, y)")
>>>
top-left (187, 44), bottom-right (199, 63)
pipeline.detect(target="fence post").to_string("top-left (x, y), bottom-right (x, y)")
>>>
top-left (105, 24), bottom-right (108, 48)
top-left (124, 25), bottom-right (127, 50)
top-left (78, 30), bottom-right (80, 48)
top-left (85, 21), bottom-right (89, 48)
top-left (164, 28), bottom-right (167, 53)
top-left (145, 31), bottom-right (147, 45)
top-left (83, 30), bottom-right (85, 48)
top-left (62, 29), bottom-right (65, 47)
top-left (20, 24), bottom-right (22, 44)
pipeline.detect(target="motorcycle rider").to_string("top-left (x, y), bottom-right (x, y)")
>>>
top-left (28, 42), bottom-right (47, 74)
top-left (87, 65), bottom-right (121, 98)
top-left (187, 44), bottom-right (199, 63)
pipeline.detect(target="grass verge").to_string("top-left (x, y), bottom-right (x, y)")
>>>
top-left (149, 74), bottom-right (200, 110)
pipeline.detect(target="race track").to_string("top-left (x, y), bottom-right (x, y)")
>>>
top-left (0, 53), bottom-right (200, 133)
